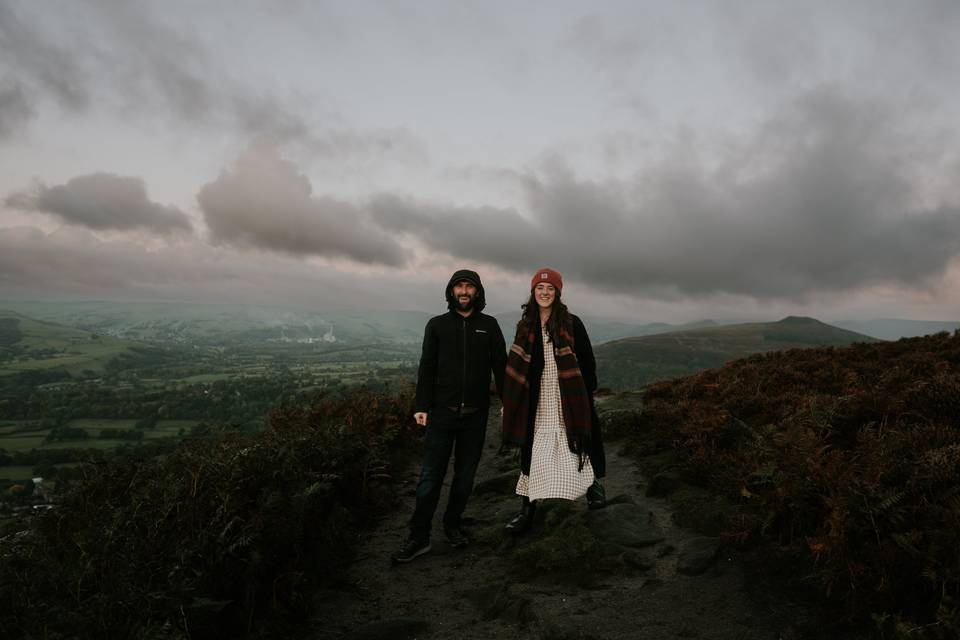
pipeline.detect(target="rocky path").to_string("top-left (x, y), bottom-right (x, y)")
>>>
top-left (305, 407), bottom-right (826, 640)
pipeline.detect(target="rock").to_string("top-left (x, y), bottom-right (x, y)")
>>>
top-left (473, 470), bottom-right (519, 495)
top-left (645, 472), bottom-right (680, 497)
top-left (677, 537), bottom-right (723, 576)
top-left (537, 498), bottom-right (577, 528)
top-left (598, 408), bottom-right (643, 436)
top-left (604, 493), bottom-right (636, 507)
top-left (538, 619), bottom-right (603, 640)
top-left (538, 618), bottom-right (593, 640)
top-left (584, 503), bottom-right (665, 548)
top-left (622, 548), bottom-right (655, 570)
top-left (346, 618), bottom-right (430, 640)
top-left (478, 584), bottom-right (535, 623)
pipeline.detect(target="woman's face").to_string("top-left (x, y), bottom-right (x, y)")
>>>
top-left (534, 282), bottom-right (556, 310)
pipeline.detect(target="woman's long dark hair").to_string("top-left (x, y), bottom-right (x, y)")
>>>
top-left (518, 289), bottom-right (570, 345)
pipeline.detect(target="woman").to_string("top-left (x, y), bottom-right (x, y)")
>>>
top-left (501, 268), bottom-right (606, 533)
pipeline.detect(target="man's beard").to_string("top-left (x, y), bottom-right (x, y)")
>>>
top-left (456, 295), bottom-right (474, 312)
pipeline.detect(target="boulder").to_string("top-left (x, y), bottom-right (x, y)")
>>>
top-left (584, 503), bottom-right (665, 548)
top-left (645, 472), bottom-right (681, 497)
top-left (473, 470), bottom-right (519, 495)
top-left (622, 548), bottom-right (655, 570)
top-left (676, 537), bottom-right (723, 576)
top-left (347, 618), bottom-right (429, 640)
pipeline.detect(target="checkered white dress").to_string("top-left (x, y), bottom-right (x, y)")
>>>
top-left (516, 330), bottom-right (594, 500)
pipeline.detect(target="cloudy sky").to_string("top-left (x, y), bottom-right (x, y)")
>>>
top-left (2, 0), bottom-right (959, 322)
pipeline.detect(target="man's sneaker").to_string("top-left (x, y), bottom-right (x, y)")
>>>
top-left (391, 537), bottom-right (431, 563)
top-left (444, 526), bottom-right (471, 549)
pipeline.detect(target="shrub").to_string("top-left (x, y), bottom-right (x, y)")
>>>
top-left (639, 332), bottom-right (960, 634)
top-left (0, 385), bottom-right (417, 639)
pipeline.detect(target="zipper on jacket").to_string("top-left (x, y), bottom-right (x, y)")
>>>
top-left (460, 317), bottom-right (466, 411)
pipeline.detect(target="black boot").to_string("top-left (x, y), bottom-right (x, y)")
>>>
top-left (586, 479), bottom-right (606, 510)
top-left (504, 496), bottom-right (536, 534)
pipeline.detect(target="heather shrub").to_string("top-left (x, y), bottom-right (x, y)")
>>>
top-left (640, 332), bottom-right (960, 635)
top-left (0, 386), bottom-right (417, 639)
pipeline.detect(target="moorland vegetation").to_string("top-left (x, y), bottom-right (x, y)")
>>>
top-left (625, 331), bottom-right (960, 637)
top-left (0, 386), bottom-right (419, 639)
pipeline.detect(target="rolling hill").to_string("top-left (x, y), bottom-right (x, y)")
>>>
top-left (595, 316), bottom-right (878, 390)
top-left (0, 309), bottom-right (142, 376)
top-left (493, 311), bottom-right (718, 344)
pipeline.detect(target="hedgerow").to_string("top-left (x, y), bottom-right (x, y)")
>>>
top-left (638, 332), bottom-right (960, 637)
top-left (0, 386), bottom-right (417, 639)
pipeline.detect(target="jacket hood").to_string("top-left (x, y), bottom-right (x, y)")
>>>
top-left (446, 269), bottom-right (486, 313)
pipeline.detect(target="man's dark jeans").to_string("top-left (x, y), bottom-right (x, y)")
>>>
top-left (409, 407), bottom-right (488, 541)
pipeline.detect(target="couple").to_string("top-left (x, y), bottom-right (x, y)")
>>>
top-left (391, 268), bottom-right (606, 563)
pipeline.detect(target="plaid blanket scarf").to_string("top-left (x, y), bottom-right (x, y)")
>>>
top-left (501, 316), bottom-right (592, 457)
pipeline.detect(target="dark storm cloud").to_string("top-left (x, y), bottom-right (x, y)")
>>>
top-left (198, 139), bottom-right (407, 266)
top-left (0, 1), bottom-right (423, 156)
top-left (371, 88), bottom-right (960, 300)
top-left (0, 3), bottom-right (89, 113)
top-left (6, 173), bottom-right (193, 235)
top-left (0, 226), bottom-right (429, 308)
top-left (0, 77), bottom-right (33, 138)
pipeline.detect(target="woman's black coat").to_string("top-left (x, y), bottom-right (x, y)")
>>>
top-left (519, 314), bottom-right (606, 478)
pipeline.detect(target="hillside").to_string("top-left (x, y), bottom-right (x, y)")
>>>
top-left (595, 316), bottom-right (878, 390)
top-left (494, 311), bottom-right (718, 344)
top-left (0, 309), bottom-right (140, 376)
top-left (629, 330), bottom-right (960, 633)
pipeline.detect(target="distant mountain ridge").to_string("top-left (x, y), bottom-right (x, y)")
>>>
top-left (595, 316), bottom-right (878, 390)
top-left (493, 311), bottom-right (718, 344)
top-left (832, 318), bottom-right (960, 340)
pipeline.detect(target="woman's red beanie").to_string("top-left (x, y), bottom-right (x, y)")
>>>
top-left (530, 268), bottom-right (563, 292)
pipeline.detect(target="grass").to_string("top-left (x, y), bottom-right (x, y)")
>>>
top-left (68, 418), bottom-right (139, 430)
top-left (0, 466), bottom-right (35, 481)
top-left (0, 420), bottom-right (198, 452)
top-left (0, 435), bottom-right (47, 451)
top-left (0, 309), bottom-right (139, 376)
top-left (595, 317), bottom-right (879, 390)
top-left (39, 440), bottom-right (135, 450)
top-left (144, 428), bottom-right (188, 440)
top-left (176, 373), bottom-right (235, 384)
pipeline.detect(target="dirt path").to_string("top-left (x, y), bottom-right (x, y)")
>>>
top-left (305, 407), bottom-right (841, 640)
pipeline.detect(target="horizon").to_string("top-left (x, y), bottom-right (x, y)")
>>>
top-left (3, 296), bottom-right (959, 329)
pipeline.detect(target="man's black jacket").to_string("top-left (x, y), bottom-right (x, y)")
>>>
top-left (414, 310), bottom-right (507, 414)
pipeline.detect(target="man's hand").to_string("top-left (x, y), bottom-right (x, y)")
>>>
top-left (414, 412), bottom-right (428, 426)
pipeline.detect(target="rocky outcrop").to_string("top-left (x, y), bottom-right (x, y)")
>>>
top-left (584, 502), bottom-right (665, 548)
top-left (677, 537), bottom-right (723, 576)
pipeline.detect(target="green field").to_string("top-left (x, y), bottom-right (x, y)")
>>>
top-left (0, 420), bottom-right (196, 452)
top-left (68, 418), bottom-right (139, 430)
top-left (0, 466), bottom-right (36, 481)
top-left (0, 435), bottom-right (47, 451)
top-left (177, 372), bottom-right (235, 384)
top-left (39, 439), bottom-right (136, 450)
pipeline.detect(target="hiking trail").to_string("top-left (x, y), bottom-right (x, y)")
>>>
top-left (305, 406), bottom-right (856, 640)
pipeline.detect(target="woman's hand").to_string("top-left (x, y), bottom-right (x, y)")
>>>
top-left (413, 412), bottom-right (428, 426)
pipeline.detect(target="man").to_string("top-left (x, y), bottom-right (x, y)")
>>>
top-left (391, 269), bottom-right (507, 563)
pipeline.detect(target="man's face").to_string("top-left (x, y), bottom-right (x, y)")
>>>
top-left (452, 280), bottom-right (478, 311)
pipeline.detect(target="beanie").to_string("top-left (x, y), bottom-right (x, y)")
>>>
top-left (530, 268), bottom-right (562, 292)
